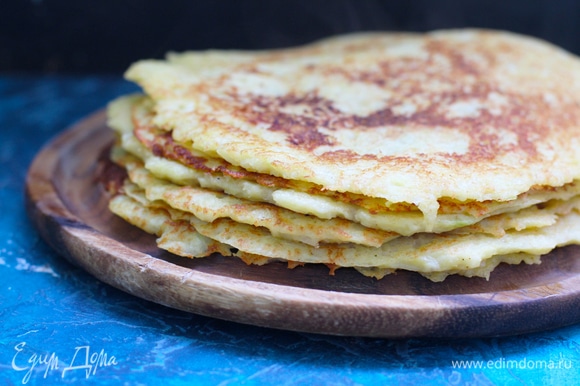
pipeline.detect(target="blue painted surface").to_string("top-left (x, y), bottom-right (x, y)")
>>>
top-left (1, 75), bottom-right (579, 385)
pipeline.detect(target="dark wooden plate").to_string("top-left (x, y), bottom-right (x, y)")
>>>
top-left (25, 110), bottom-right (580, 338)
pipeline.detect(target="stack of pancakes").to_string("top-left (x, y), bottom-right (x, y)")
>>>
top-left (106, 29), bottom-right (580, 281)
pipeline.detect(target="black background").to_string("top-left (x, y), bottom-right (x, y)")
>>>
top-left (2, 0), bottom-right (580, 74)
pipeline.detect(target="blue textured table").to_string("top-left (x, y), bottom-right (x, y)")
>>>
top-left (1, 75), bottom-right (579, 385)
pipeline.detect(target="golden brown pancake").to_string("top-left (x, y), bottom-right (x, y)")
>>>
top-left (126, 30), bottom-right (580, 225)
top-left (110, 178), bottom-right (580, 281)
top-left (109, 94), bottom-right (580, 235)
top-left (105, 29), bottom-right (580, 281)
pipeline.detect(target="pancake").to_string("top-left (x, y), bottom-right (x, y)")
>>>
top-left (109, 180), bottom-right (580, 281)
top-left (105, 29), bottom-right (580, 281)
top-left (125, 29), bottom-right (580, 226)
top-left (108, 94), bottom-right (580, 236)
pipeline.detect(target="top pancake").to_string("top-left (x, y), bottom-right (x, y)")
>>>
top-left (125, 29), bottom-right (580, 219)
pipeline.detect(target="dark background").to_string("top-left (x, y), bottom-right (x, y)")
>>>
top-left (2, 0), bottom-right (580, 75)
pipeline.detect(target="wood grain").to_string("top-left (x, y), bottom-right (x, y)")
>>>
top-left (25, 110), bottom-right (580, 338)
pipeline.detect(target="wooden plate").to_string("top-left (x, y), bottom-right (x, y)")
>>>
top-left (25, 110), bottom-right (580, 338)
